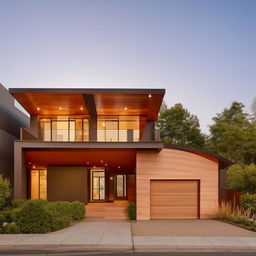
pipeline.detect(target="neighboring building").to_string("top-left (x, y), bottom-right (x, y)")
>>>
top-left (0, 84), bottom-right (29, 186)
top-left (9, 88), bottom-right (232, 220)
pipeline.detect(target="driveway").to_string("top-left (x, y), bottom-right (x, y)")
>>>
top-left (131, 219), bottom-right (256, 237)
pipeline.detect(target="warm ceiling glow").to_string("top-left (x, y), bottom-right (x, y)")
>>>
top-left (80, 107), bottom-right (83, 111)
top-left (37, 107), bottom-right (40, 111)
top-left (102, 122), bottom-right (105, 127)
top-left (100, 160), bottom-right (103, 163)
top-left (118, 166), bottom-right (121, 169)
top-left (59, 107), bottom-right (62, 110)
top-left (110, 177), bottom-right (113, 180)
top-left (124, 107), bottom-right (128, 110)
top-left (105, 163), bottom-right (108, 166)
top-left (32, 165), bottom-right (35, 169)
top-left (148, 94), bottom-right (152, 98)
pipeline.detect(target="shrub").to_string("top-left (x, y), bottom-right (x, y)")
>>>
top-left (11, 199), bottom-right (27, 209)
top-left (127, 202), bottom-right (136, 220)
top-left (48, 201), bottom-right (85, 221)
top-left (0, 175), bottom-right (11, 210)
top-left (227, 164), bottom-right (256, 194)
top-left (0, 199), bottom-right (85, 234)
top-left (218, 201), bottom-right (251, 225)
top-left (3, 223), bottom-right (20, 234)
top-left (240, 194), bottom-right (256, 212)
top-left (15, 199), bottom-right (53, 233)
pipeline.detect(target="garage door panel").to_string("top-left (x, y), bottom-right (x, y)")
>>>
top-left (150, 180), bottom-right (199, 219)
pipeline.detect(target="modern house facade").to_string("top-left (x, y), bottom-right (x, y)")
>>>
top-left (0, 84), bottom-right (29, 187)
top-left (9, 88), bottom-right (233, 220)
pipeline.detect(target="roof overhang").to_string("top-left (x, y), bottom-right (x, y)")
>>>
top-left (9, 88), bottom-right (165, 120)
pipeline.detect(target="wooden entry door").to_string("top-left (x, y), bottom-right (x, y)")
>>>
top-left (150, 180), bottom-right (199, 219)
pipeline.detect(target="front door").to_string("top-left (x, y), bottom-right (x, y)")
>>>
top-left (92, 170), bottom-right (105, 200)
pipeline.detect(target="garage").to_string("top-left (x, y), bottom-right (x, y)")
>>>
top-left (150, 180), bottom-right (199, 219)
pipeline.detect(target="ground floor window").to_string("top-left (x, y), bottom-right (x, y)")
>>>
top-left (116, 174), bottom-right (127, 198)
top-left (30, 169), bottom-right (47, 199)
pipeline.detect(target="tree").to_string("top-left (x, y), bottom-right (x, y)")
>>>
top-left (207, 101), bottom-right (256, 164)
top-left (251, 97), bottom-right (256, 119)
top-left (158, 103), bottom-right (205, 147)
top-left (227, 164), bottom-right (256, 194)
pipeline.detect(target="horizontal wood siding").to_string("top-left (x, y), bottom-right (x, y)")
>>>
top-left (136, 149), bottom-right (219, 220)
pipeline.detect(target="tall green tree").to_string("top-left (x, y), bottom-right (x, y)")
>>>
top-left (158, 103), bottom-right (205, 147)
top-left (251, 97), bottom-right (256, 119)
top-left (207, 101), bottom-right (256, 164)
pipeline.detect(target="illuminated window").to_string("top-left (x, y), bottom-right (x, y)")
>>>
top-left (97, 116), bottom-right (140, 142)
top-left (39, 117), bottom-right (89, 142)
top-left (30, 169), bottom-right (47, 199)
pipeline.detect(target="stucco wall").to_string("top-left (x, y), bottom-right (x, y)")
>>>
top-left (136, 149), bottom-right (219, 220)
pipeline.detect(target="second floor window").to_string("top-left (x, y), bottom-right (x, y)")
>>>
top-left (39, 116), bottom-right (89, 142)
top-left (97, 116), bottom-right (140, 142)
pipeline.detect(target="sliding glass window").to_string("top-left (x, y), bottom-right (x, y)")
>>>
top-left (39, 117), bottom-right (89, 142)
top-left (97, 116), bottom-right (140, 142)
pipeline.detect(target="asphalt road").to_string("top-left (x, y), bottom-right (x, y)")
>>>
top-left (1, 252), bottom-right (256, 256)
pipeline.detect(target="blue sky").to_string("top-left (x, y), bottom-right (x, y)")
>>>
top-left (0, 0), bottom-right (255, 133)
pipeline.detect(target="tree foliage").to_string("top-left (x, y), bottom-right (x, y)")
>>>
top-left (158, 103), bottom-right (205, 147)
top-left (227, 164), bottom-right (256, 194)
top-left (251, 97), bottom-right (256, 119)
top-left (207, 101), bottom-right (256, 164)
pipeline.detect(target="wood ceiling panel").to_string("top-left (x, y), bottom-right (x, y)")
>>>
top-left (11, 90), bottom-right (164, 120)
top-left (12, 93), bottom-right (88, 115)
top-left (26, 150), bottom-right (136, 171)
top-left (94, 93), bottom-right (164, 120)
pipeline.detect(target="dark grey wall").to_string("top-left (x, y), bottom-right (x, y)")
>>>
top-left (47, 166), bottom-right (88, 203)
top-left (0, 84), bottom-right (29, 187)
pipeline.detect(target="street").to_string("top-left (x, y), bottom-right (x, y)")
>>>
top-left (1, 251), bottom-right (256, 256)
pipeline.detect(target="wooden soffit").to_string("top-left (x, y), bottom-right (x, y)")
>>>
top-left (10, 88), bottom-right (165, 120)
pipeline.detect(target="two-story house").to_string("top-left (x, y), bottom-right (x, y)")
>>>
top-left (9, 88), bottom-right (232, 220)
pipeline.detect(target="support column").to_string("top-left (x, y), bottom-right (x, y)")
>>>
top-left (14, 143), bottom-right (27, 199)
top-left (83, 94), bottom-right (97, 142)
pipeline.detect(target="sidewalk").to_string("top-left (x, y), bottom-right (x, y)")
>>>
top-left (0, 220), bottom-right (256, 252)
top-left (133, 236), bottom-right (256, 251)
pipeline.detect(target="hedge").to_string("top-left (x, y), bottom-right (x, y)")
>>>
top-left (0, 199), bottom-right (85, 234)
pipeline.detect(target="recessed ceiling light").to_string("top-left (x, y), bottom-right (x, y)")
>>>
top-left (80, 107), bottom-right (83, 111)
top-left (37, 107), bottom-right (40, 111)
top-left (100, 160), bottom-right (103, 163)
top-left (102, 123), bottom-right (105, 127)
top-left (148, 94), bottom-right (152, 98)
top-left (105, 163), bottom-right (108, 166)
top-left (118, 166), bottom-right (121, 169)
top-left (59, 107), bottom-right (62, 110)
top-left (124, 107), bottom-right (128, 110)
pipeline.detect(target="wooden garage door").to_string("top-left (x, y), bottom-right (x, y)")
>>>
top-left (150, 180), bottom-right (199, 219)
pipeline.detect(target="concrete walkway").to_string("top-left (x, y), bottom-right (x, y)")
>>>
top-left (0, 221), bottom-right (133, 251)
top-left (0, 220), bottom-right (256, 252)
